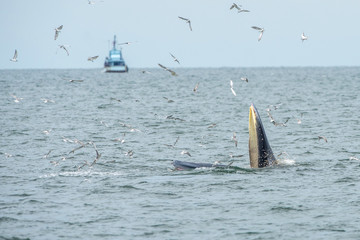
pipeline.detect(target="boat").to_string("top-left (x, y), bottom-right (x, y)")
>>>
top-left (104, 35), bottom-right (129, 73)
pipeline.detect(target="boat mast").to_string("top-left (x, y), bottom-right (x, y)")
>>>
top-left (113, 35), bottom-right (117, 50)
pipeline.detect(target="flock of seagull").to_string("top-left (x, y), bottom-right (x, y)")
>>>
top-left (5, 2), bottom-right (358, 168)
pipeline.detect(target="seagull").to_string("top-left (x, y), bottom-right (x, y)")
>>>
top-left (89, 142), bottom-right (101, 166)
top-left (43, 150), bottom-right (52, 159)
top-left (10, 94), bottom-right (23, 103)
top-left (43, 129), bottom-right (52, 135)
top-left (301, 32), bottom-right (308, 42)
top-left (10, 50), bottom-right (18, 62)
top-left (68, 79), bottom-right (84, 83)
top-left (208, 123), bottom-right (217, 128)
top-left (193, 82), bottom-right (199, 92)
top-left (125, 150), bottom-right (134, 157)
top-left (230, 79), bottom-right (236, 96)
top-left (251, 26), bottom-right (264, 41)
top-left (230, 3), bottom-right (241, 10)
top-left (232, 132), bottom-right (238, 147)
top-left (141, 70), bottom-right (152, 74)
top-left (170, 53), bottom-right (180, 64)
top-left (178, 16), bottom-right (192, 31)
top-left (41, 98), bottom-right (55, 103)
top-left (118, 42), bottom-right (134, 45)
top-left (241, 77), bottom-right (248, 82)
top-left (163, 97), bottom-right (174, 103)
top-left (54, 25), bottom-right (63, 40)
top-left (158, 63), bottom-right (177, 76)
top-left (164, 136), bottom-right (179, 148)
top-left (58, 45), bottom-right (70, 56)
top-left (88, 56), bottom-right (99, 62)
top-left (266, 110), bottom-right (289, 126)
top-left (181, 150), bottom-right (192, 157)
top-left (318, 136), bottom-right (328, 143)
top-left (88, 0), bottom-right (95, 5)
top-left (113, 133), bottom-right (126, 143)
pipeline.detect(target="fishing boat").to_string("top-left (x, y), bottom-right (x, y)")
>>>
top-left (104, 35), bottom-right (129, 73)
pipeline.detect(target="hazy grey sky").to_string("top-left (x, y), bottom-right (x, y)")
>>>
top-left (1, 0), bottom-right (359, 69)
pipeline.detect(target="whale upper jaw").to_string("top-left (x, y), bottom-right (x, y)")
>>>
top-left (249, 104), bottom-right (276, 168)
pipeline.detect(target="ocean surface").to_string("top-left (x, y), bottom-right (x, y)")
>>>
top-left (1, 67), bottom-right (360, 240)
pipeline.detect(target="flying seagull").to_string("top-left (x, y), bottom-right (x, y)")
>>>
top-left (170, 53), bottom-right (180, 64)
top-left (118, 42), bottom-right (134, 45)
top-left (178, 16), bottom-right (192, 31)
top-left (10, 94), bottom-right (23, 103)
top-left (54, 25), bottom-right (63, 40)
top-left (251, 26), bottom-right (264, 41)
top-left (88, 56), bottom-right (99, 62)
top-left (241, 77), bottom-right (248, 82)
top-left (10, 50), bottom-right (18, 62)
top-left (158, 63), bottom-right (177, 76)
top-left (181, 150), bottom-right (192, 157)
top-left (318, 136), bottom-right (328, 143)
top-left (301, 32), bottom-right (308, 42)
top-left (232, 132), bottom-right (238, 147)
top-left (230, 79), bottom-right (236, 96)
top-left (58, 45), bottom-right (70, 56)
top-left (193, 82), bottom-right (199, 92)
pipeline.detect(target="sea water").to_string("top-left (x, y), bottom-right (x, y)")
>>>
top-left (1, 67), bottom-right (360, 239)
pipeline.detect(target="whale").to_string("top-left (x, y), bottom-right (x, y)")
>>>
top-left (172, 104), bottom-right (276, 170)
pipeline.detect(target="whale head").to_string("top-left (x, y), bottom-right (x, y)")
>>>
top-left (249, 104), bottom-right (276, 168)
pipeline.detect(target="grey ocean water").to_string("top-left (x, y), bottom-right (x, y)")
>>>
top-left (1, 67), bottom-right (360, 239)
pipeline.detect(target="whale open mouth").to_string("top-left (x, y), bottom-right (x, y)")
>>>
top-left (249, 104), bottom-right (276, 168)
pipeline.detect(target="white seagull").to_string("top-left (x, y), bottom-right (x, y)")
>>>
top-left (251, 26), bottom-right (264, 41)
top-left (178, 16), bottom-right (192, 31)
top-left (301, 32), bottom-right (308, 42)
top-left (10, 94), bottom-right (23, 103)
top-left (88, 56), bottom-right (99, 62)
top-left (193, 82), bottom-right (199, 92)
top-left (230, 80), bottom-right (237, 96)
top-left (54, 25), bottom-right (63, 40)
top-left (10, 50), bottom-right (18, 62)
top-left (241, 77), bottom-right (248, 82)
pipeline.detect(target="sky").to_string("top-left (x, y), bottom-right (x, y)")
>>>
top-left (1, 0), bottom-right (360, 69)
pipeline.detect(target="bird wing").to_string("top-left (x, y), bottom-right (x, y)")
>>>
top-left (178, 16), bottom-right (188, 21)
top-left (258, 31), bottom-right (263, 41)
top-left (54, 31), bottom-right (59, 40)
top-left (62, 46), bottom-right (69, 56)
top-left (188, 21), bottom-right (192, 31)
top-left (14, 50), bottom-right (18, 59)
top-left (230, 79), bottom-right (234, 88)
top-left (158, 63), bottom-right (168, 71)
top-left (231, 87), bottom-right (237, 96)
top-left (252, 26), bottom-right (262, 31)
top-left (58, 25), bottom-right (63, 30)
